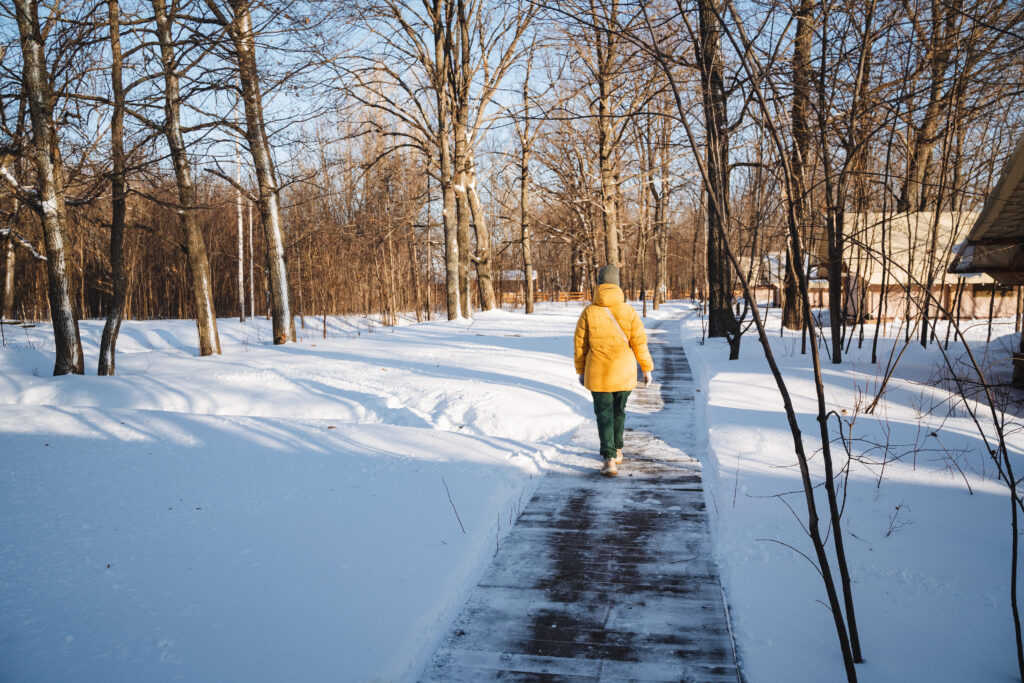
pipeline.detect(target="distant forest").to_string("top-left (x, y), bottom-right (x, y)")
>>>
top-left (2, 0), bottom-right (1022, 373)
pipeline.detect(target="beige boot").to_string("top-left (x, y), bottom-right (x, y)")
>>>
top-left (601, 459), bottom-right (619, 476)
top-left (615, 449), bottom-right (623, 464)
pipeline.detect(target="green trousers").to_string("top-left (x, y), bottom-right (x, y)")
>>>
top-left (592, 390), bottom-right (631, 461)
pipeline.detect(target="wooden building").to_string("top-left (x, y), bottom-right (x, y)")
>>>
top-left (950, 135), bottom-right (1024, 385)
top-left (843, 211), bottom-right (1015, 322)
top-left (736, 252), bottom-right (784, 306)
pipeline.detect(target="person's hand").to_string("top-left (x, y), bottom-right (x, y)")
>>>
top-left (643, 371), bottom-right (653, 387)
top-left (578, 374), bottom-right (585, 386)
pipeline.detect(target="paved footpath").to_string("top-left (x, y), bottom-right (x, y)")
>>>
top-left (424, 317), bottom-right (741, 682)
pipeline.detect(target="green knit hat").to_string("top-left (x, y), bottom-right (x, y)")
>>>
top-left (597, 264), bottom-right (620, 286)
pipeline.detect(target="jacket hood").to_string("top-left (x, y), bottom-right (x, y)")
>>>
top-left (593, 283), bottom-right (625, 307)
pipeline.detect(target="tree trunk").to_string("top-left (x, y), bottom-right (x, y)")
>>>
top-left (653, 120), bottom-right (670, 309)
top-left (638, 158), bottom-right (651, 315)
top-left (826, 208), bottom-right (844, 363)
top-left (783, 0), bottom-right (814, 331)
top-left (652, 210), bottom-right (665, 309)
top-left (248, 199), bottom-right (255, 319)
top-left (235, 129), bottom-right (245, 322)
top-left (466, 167), bottom-right (496, 311)
top-left (450, 0), bottom-right (473, 318)
top-left (449, 0), bottom-right (493, 312)
top-left (640, 231), bottom-right (648, 317)
top-left (455, 189), bottom-right (472, 317)
top-left (597, 61), bottom-right (619, 266)
top-left (518, 66), bottom-right (536, 315)
top-left (210, 0), bottom-right (294, 343)
top-left (3, 152), bottom-right (22, 322)
top-left (697, 0), bottom-right (739, 352)
top-left (453, 103), bottom-right (473, 318)
top-left (898, 0), bottom-right (957, 213)
top-left (521, 146), bottom-right (535, 314)
top-left (440, 121), bottom-right (460, 319)
top-left (409, 224), bottom-right (422, 322)
top-left (1015, 285), bottom-right (1022, 335)
top-left (427, 0), bottom-right (459, 320)
top-left (98, 0), bottom-right (128, 375)
top-left (2, 237), bottom-right (14, 320)
top-left (425, 174), bottom-right (435, 320)
top-left (153, 0), bottom-right (221, 356)
top-left (14, 0), bottom-right (84, 375)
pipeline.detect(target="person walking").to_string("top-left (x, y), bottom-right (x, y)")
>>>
top-left (574, 265), bottom-right (654, 476)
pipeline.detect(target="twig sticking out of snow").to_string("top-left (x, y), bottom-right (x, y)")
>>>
top-left (886, 503), bottom-right (911, 537)
top-left (441, 475), bottom-right (466, 534)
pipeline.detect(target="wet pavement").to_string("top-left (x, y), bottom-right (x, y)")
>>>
top-left (424, 318), bottom-right (741, 682)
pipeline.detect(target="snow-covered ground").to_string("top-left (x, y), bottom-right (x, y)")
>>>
top-left (2, 304), bottom-right (1022, 682)
top-left (0, 310), bottom-right (595, 682)
top-left (682, 308), bottom-right (1024, 682)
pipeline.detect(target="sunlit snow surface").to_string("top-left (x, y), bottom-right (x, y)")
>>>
top-left (0, 309), bottom-right (591, 682)
top-left (2, 304), bottom-right (1023, 682)
top-left (682, 308), bottom-right (1024, 682)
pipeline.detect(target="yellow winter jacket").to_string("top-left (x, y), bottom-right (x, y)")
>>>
top-left (574, 284), bottom-right (654, 393)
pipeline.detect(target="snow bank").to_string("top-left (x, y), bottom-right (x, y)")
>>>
top-left (0, 310), bottom-right (592, 682)
top-left (681, 306), bottom-right (1024, 682)
top-left (6, 302), bottom-right (1018, 682)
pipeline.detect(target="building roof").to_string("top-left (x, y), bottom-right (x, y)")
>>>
top-left (499, 269), bottom-right (536, 281)
top-left (737, 252), bottom-right (783, 286)
top-left (737, 252), bottom-right (821, 286)
top-left (846, 211), bottom-right (992, 286)
top-left (949, 135), bottom-right (1024, 285)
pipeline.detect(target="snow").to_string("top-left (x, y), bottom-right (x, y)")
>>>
top-left (0, 311), bottom-right (591, 682)
top-left (681, 306), bottom-right (1024, 682)
top-left (2, 303), bottom-right (1022, 682)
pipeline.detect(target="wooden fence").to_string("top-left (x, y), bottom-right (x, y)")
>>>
top-left (501, 290), bottom-right (684, 306)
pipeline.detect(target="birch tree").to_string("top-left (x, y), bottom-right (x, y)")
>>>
top-left (446, 0), bottom-right (534, 314)
top-left (2, 232), bottom-right (13, 319)
top-left (152, 0), bottom-right (221, 356)
top-left (648, 91), bottom-right (673, 310)
top-left (511, 50), bottom-right (542, 314)
top-left (11, 0), bottom-right (84, 374)
top-left (554, 0), bottom-right (635, 268)
top-left (334, 0), bottom-right (460, 317)
top-left (204, 0), bottom-right (294, 343)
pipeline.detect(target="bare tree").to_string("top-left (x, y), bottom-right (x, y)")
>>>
top-left (234, 115), bottom-right (245, 323)
top-left (204, 0), bottom-right (294, 343)
top-left (513, 50), bottom-right (540, 313)
top-left (430, 0), bottom-right (461, 319)
top-left (152, 0), bottom-right (221, 356)
top-left (897, 0), bottom-right (959, 213)
top-left (2, 233), bottom-right (13, 319)
top-left (593, 0), bottom-right (623, 267)
top-left (449, 0), bottom-right (534, 314)
top-left (696, 0), bottom-right (740, 350)
top-left (648, 91), bottom-right (673, 309)
top-left (782, 0), bottom-right (814, 332)
top-left (11, 0), bottom-right (84, 374)
top-left (335, 0), bottom-right (461, 318)
top-left (98, 0), bottom-right (128, 374)
top-left (556, 0), bottom-right (639, 268)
